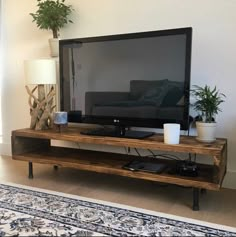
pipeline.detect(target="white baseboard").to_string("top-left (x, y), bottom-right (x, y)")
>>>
top-left (222, 170), bottom-right (236, 189)
top-left (2, 141), bottom-right (236, 189)
top-left (0, 142), bottom-right (11, 156)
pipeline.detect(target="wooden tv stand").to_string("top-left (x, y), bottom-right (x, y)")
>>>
top-left (11, 126), bottom-right (227, 211)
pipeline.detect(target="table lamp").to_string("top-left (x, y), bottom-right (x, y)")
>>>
top-left (24, 59), bottom-right (57, 130)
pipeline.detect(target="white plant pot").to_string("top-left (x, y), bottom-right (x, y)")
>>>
top-left (49, 38), bottom-right (59, 57)
top-left (196, 121), bottom-right (217, 142)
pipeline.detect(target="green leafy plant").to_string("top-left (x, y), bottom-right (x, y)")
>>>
top-left (30, 0), bottom-right (74, 38)
top-left (191, 85), bottom-right (226, 123)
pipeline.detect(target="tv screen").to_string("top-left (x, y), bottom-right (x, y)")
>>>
top-left (59, 27), bottom-right (192, 136)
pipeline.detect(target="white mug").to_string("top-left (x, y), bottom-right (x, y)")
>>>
top-left (164, 123), bottom-right (180, 144)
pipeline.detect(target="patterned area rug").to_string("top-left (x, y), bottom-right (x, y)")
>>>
top-left (0, 182), bottom-right (235, 236)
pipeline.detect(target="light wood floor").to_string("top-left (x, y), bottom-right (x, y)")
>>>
top-left (1, 155), bottom-right (236, 228)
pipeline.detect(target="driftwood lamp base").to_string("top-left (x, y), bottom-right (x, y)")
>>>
top-left (26, 84), bottom-right (56, 130)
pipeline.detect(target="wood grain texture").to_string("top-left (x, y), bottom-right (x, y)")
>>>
top-left (12, 146), bottom-right (217, 190)
top-left (11, 127), bottom-right (227, 191)
top-left (12, 127), bottom-right (226, 156)
top-left (11, 133), bottom-right (50, 155)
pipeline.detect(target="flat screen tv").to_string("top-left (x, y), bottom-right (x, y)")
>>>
top-left (59, 27), bottom-right (192, 138)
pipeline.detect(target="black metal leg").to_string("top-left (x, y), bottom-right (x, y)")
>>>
top-left (193, 188), bottom-right (199, 211)
top-left (53, 165), bottom-right (58, 170)
top-left (28, 162), bottom-right (33, 179)
top-left (201, 188), bottom-right (207, 194)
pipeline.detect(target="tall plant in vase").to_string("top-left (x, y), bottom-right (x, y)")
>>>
top-left (30, 0), bottom-right (74, 57)
top-left (191, 85), bottom-right (226, 142)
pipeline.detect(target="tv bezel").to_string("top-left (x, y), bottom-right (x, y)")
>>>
top-left (59, 27), bottom-right (192, 130)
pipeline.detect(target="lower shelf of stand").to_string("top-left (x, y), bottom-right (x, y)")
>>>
top-left (12, 146), bottom-right (220, 191)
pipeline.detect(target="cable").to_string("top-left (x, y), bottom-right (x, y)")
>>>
top-left (76, 142), bottom-right (80, 149)
top-left (148, 149), bottom-right (155, 157)
top-left (148, 154), bottom-right (180, 160)
top-left (185, 153), bottom-right (198, 163)
top-left (147, 149), bottom-right (181, 160)
top-left (124, 147), bottom-right (131, 155)
top-left (187, 115), bottom-right (194, 136)
top-left (128, 147), bottom-right (131, 153)
top-left (132, 148), bottom-right (182, 160)
top-left (134, 148), bottom-right (142, 157)
top-left (188, 153), bottom-right (191, 161)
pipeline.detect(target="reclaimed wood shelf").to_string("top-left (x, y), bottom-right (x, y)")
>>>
top-left (11, 127), bottom-right (227, 210)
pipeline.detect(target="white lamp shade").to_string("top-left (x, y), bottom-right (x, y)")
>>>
top-left (24, 59), bottom-right (57, 85)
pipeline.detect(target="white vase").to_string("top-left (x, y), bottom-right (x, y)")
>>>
top-left (196, 121), bottom-right (217, 142)
top-left (49, 38), bottom-right (59, 57)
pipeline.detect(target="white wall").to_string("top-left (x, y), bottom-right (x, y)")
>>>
top-left (1, 0), bottom-right (236, 188)
top-left (1, 0), bottom-right (49, 153)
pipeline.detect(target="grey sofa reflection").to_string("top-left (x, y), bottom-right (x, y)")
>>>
top-left (85, 79), bottom-right (185, 120)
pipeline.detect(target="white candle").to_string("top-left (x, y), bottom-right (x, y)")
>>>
top-left (163, 123), bottom-right (180, 144)
top-left (54, 112), bottom-right (68, 125)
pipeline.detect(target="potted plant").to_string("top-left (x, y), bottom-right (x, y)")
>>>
top-left (191, 85), bottom-right (226, 142)
top-left (30, 0), bottom-right (74, 57)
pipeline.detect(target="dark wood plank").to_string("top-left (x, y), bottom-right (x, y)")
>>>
top-left (11, 133), bottom-right (50, 155)
top-left (12, 127), bottom-right (226, 156)
top-left (12, 146), bottom-right (218, 190)
top-left (11, 127), bottom-right (227, 192)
